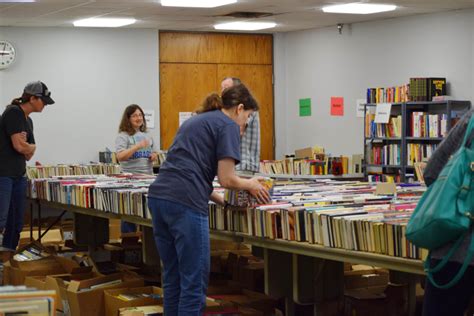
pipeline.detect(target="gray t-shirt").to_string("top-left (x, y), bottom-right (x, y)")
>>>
top-left (115, 131), bottom-right (155, 175)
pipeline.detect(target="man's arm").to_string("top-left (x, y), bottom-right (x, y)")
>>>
top-left (11, 132), bottom-right (36, 155)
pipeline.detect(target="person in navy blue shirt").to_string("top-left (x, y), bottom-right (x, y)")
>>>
top-left (148, 84), bottom-right (270, 315)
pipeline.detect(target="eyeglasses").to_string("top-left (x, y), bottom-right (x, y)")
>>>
top-left (130, 113), bottom-right (144, 118)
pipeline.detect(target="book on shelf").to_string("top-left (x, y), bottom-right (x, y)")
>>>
top-left (409, 77), bottom-right (446, 102)
top-left (365, 111), bottom-right (402, 138)
top-left (366, 85), bottom-right (409, 104)
top-left (414, 162), bottom-right (427, 183)
top-left (408, 112), bottom-right (447, 137)
top-left (367, 144), bottom-right (401, 165)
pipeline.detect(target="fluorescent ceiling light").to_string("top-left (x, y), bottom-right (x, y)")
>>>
top-left (161, 0), bottom-right (237, 8)
top-left (214, 21), bottom-right (276, 31)
top-left (0, 0), bottom-right (35, 2)
top-left (73, 18), bottom-right (136, 27)
top-left (322, 3), bottom-right (396, 14)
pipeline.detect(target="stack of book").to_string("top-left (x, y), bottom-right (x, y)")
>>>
top-left (13, 244), bottom-right (51, 262)
top-left (28, 174), bottom-right (155, 218)
top-left (27, 168), bottom-right (428, 260)
top-left (260, 155), bottom-right (364, 176)
top-left (26, 163), bottom-right (121, 179)
top-left (366, 85), bottom-right (410, 104)
top-left (0, 286), bottom-right (56, 315)
top-left (211, 181), bottom-right (426, 259)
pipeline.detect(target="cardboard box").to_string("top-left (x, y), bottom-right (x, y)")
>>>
top-left (0, 248), bottom-right (14, 263)
top-left (24, 275), bottom-right (47, 290)
top-left (295, 147), bottom-right (315, 159)
top-left (240, 262), bottom-right (264, 292)
top-left (344, 287), bottom-right (387, 316)
top-left (109, 219), bottom-right (121, 242)
top-left (210, 289), bottom-right (279, 314)
top-left (344, 269), bottom-right (389, 290)
top-left (207, 280), bottom-right (243, 295)
top-left (66, 272), bottom-right (144, 316)
top-left (204, 297), bottom-right (238, 313)
top-left (45, 271), bottom-right (100, 312)
top-left (4, 255), bottom-right (91, 285)
top-left (19, 228), bottom-right (63, 247)
top-left (119, 305), bottom-right (163, 316)
top-left (104, 286), bottom-right (163, 316)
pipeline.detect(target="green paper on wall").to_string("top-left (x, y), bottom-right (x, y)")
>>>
top-left (299, 98), bottom-right (311, 117)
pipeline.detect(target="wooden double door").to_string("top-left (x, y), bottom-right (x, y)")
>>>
top-left (159, 32), bottom-right (274, 161)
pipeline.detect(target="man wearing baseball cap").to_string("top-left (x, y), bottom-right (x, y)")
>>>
top-left (0, 80), bottom-right (55, 250)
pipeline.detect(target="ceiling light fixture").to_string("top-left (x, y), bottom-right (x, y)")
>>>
top-left (0, 0), bottom-right (35, 2)
top-left (214, 21), bottom-right (276, 31)
top-left (161, 0), bottom-right (237, 8)
top-left (73, 18), bottom-right (136, 27)
top-left (322, 3), bottom-right (397, 14)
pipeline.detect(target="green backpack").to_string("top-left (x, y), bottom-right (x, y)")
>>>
top-left (406, 115), bottom-right (474, 288)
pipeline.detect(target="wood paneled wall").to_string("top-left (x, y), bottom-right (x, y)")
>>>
top-left (159, 31), bottom-right (274, 161)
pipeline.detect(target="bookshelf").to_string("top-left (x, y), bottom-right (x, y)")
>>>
top-left (364, 100), bottom-right (471, 182)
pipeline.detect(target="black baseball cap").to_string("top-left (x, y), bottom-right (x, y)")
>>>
top-left (23, 81), bottom-right (55, 105)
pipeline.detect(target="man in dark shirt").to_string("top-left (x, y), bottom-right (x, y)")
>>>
top-left (0, 81), bottom-right (55, 250)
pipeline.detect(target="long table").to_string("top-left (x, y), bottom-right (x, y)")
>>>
top-left (28, 198), bottom-right (424, 315)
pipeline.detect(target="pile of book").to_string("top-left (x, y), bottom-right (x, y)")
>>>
top-left (366, 85), bottom-right (410, 104)
top-left (13, 244), bottom-right (51, 262)
top-left (211, 180), bottom-right (427, 259)
top-left (0, 286), bottom-right (56, 315)
top-left (259, 155), bottom-right (364, 176)
top-left (28, 174), bottom-right (155, 218)
top-left (27, 169), bottom-right (427, 260)
top-left (26, 163), bottom-right (121, 179)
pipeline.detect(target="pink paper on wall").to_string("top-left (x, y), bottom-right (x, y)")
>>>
top-left (330, 97), bottom-right (344, 116)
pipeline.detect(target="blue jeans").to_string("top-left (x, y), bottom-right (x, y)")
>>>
top-left (0, 176), bottom-right (27, 250)
top-left (423, 259), bottom-right (474, 316)
top-left (148, 197), bottom-right (210, 316)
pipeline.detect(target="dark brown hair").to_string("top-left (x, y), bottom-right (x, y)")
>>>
top-left (118, 104), bottom-right (147, 135)
top-left (10, 92), bottom-right (35, 106)
top-left (195, 84), bottom-right (259, 114)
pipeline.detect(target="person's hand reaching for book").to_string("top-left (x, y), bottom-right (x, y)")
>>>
top-left (248, 177), bottom-right (271, 205)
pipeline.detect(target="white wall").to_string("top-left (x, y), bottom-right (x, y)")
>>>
top-left (274, 9), bottom-right (474, 159)
top-left (0, 27), bottom-right (159, 165)
top-left (2, 10), bottom-right (473, 165)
